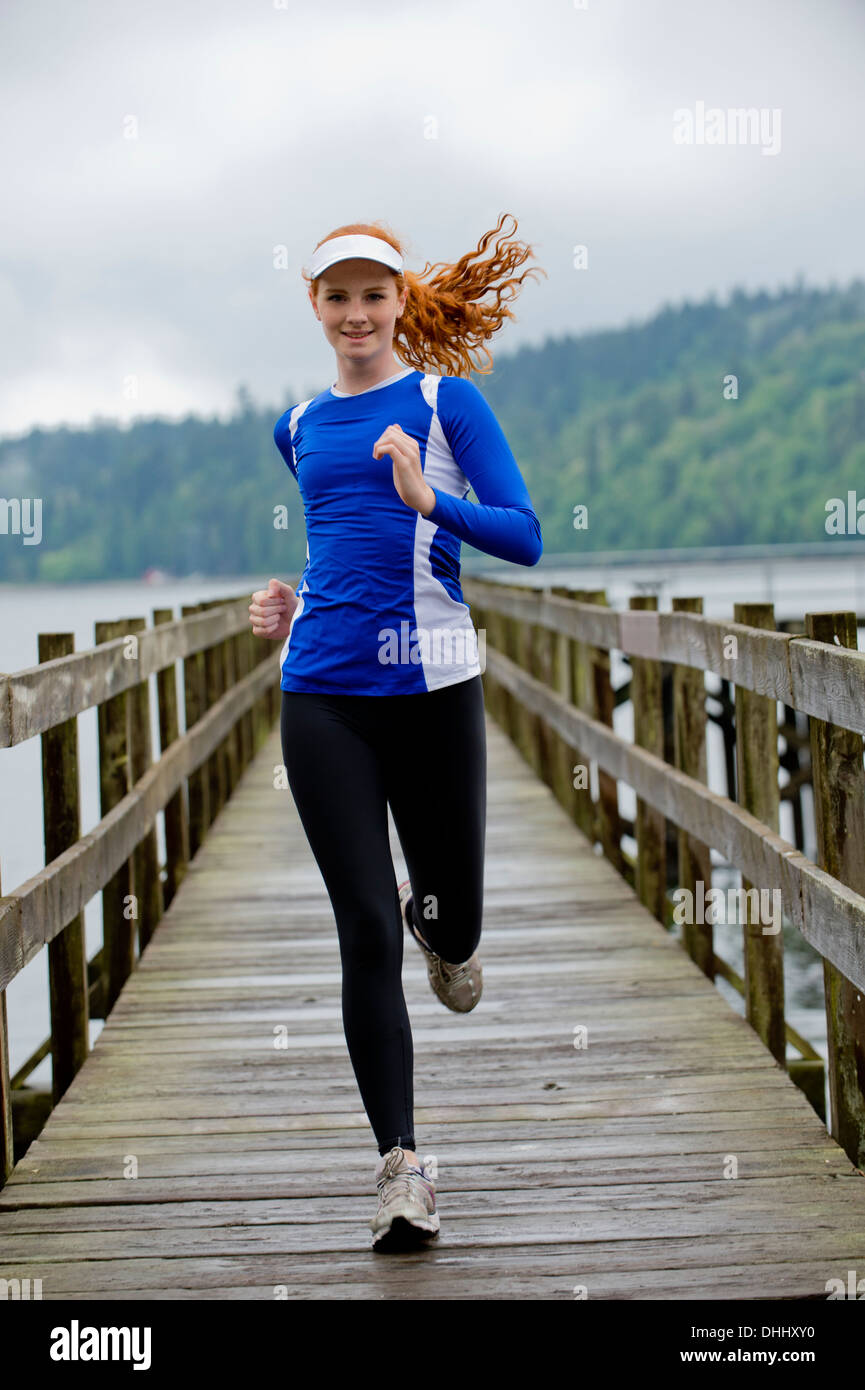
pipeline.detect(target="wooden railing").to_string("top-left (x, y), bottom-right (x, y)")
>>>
top-left (466, 578), bottom-right (865, 1171)
top-left (0, 595), bottom-right (281, 1183)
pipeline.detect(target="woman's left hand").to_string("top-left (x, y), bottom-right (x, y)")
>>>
top-left (373, 423), bottom-right (436, 517)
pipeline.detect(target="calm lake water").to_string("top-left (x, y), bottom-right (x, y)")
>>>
top-left (1, 549), bottom-right (861, 1095)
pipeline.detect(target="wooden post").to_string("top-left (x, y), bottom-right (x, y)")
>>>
top-left (470, 599), bottom-right (490, 716)
top-left (717, 678), bottom-right (737, 802)
top-left (38, 633), bottom-right (90, 1103)
top-left (126, 617), bottom-right (164, 950)
top-left (202, 603), bottom-right (228, 823)
top-left (221, 622), bottom-right (241, 795)
top-left (494, 592), bottom-right (518, 746)
top-left (550, 587), bottom-right (590, 836)
top-left (95, 619), bottom-right (136, 1015)
top-left (778, 621), bottom-right (808, 852)
top-left (672, 596), bottom-right (713, 977)
top-left (586, 590), bottom-right (624, 874)
top-left (806, 610), bottom-right (865, 1169)
top-left (779, 706), bottom-right (806, 851)
top-left (512, 601), bottom-right (539, 770)
top-left (0, 862), bottom-right (14, 1186)
top-left (247, 627), bottom-right (264, 752)
top-left (488, 602), bottom-right (514, 738)
top-left (565, 589), bottom-right (595, 840)
top-left (734, 601), bottom-right (785, 1064)
top-left (528, 599), bottom-right (554, 786)
top-left (629, 595), bottom-right (666, 923)
top-left (235, 627), bottom-right (254, 769)
top-left (548, 586), bottom-right (577, 820)
top-left (258, 629), bottom-right (276, 748)
top-left (182, 604), bottom-right (210, 855)
top-left (153, 608), bottom-right (190, 908)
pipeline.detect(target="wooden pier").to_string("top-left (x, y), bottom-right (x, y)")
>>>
top-left (0, 582), bottom-right (864, 1299)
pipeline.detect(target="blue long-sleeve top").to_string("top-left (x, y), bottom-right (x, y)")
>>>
top-left (273, 365), bottom-right (542, 694)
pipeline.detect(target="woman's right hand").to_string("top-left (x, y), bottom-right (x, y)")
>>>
top-left (249, 577), bottom-right (298, 640)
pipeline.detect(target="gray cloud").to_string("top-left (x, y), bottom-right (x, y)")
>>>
top-left (1, 0), bottom-right (863, 434)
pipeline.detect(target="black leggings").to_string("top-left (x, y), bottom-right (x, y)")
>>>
top-left (279, 674), bottom-right (486, 1156)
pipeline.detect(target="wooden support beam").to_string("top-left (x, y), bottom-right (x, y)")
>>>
top-left (672, 598), bottom-right (712, 974)
top-left (734, 602), bottom-right (785, 1065)
top-left (548, 586), bottom-right (578, 823)
top-left (182, 604), bottom-right (209, 857)
top-left (39, 633), bottom-right (89, 1104)
top-left (201, 602), bottom-right (228, 823)
top-left (153, 609), bottom-right (190, 909)
top-left (806, 610), bottom-right (865, 1170)
top-left (629, 595), bottom-right (666, 924)
top-left (586, 590), bottom-right (624, 876)
top-left (95, 619), bottom-right (135, 1016)
top-left (0, 863), bottom-right (13, 1187)
top-left (126, 618), bottom-right (164, 951)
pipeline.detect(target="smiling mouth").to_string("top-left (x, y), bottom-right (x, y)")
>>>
top-left (344, 331), bottom-right (372, 339)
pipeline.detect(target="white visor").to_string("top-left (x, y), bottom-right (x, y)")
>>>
top-left (308, 233), bottom-right (404, 280)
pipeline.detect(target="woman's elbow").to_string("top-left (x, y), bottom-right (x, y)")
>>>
top-left (521, 515), bottom-right (543, 566)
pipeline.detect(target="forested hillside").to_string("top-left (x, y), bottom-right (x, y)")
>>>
top-left (1, 279), bottom-right (863, 583)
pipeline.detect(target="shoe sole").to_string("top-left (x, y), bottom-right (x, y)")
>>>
top-left (372, 1213), bottom-right (440, 1252)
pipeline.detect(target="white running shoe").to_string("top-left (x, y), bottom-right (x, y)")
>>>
top-left (398, 879), bottom-right (483, 1013)
top-left (370, 1146), bottom-right (440, 1251)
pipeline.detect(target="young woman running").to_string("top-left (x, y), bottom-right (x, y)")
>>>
top-left (249, 213), bottom-right (544, 1252)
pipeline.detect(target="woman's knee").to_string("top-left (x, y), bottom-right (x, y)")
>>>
top-left (334, 897), bottom-right (402, 974)
top-left (411, 888), bottom-right (482, 960)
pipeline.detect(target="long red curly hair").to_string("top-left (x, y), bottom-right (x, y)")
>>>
top-left (302, 212), bottom-right (545, 377)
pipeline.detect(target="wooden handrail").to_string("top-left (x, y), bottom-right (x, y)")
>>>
top-left (484, 642), bottom-right (865, 993)
top-left (0, 596), bottom-right (252, 748)
top-left (469, 577), bottom-right (865, 1170)
top-left (463, 580), bottom-right (865, 736)
top-left (0, 649), bottom-right (279, 993)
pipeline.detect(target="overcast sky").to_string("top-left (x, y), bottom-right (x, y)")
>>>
top-left (1, 0), bottom-right (863, 438)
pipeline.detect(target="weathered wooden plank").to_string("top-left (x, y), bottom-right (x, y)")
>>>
top-left (5, 1231), bottom-right (864, 1300)
top-left (125, 616), bottom-right (164, 951)
top-left (807, 610), bottom-right (865, 1170)
top-left (3, 1189), bottom-right (865, 1265)
top-left (11, 1127), bottom-right (841, 1177)
top-left (181, 602), bottom-right (210, 858)
top-left (2, 1170), bottom-right (863, 1235)
top-left (672, 596), bottom-right (713, 975)
top-left (95, 618), bottom-right (136, 1015)
top-left (38, 633), bottom-right (90, 1101)
top-left (587, 590), bottom-right (625, 874)
top-left (0, 861), bottom-right (12, 1184)
top-left (734, 602), bottom-right (785, 1064)
top-left (629, 595), bottom-right (666, 923)
top-left (153, 607), bottom-right (190, 907)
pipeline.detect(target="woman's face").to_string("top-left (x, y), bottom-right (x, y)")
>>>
top-left (310, 258), bottom-right (407, 366)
